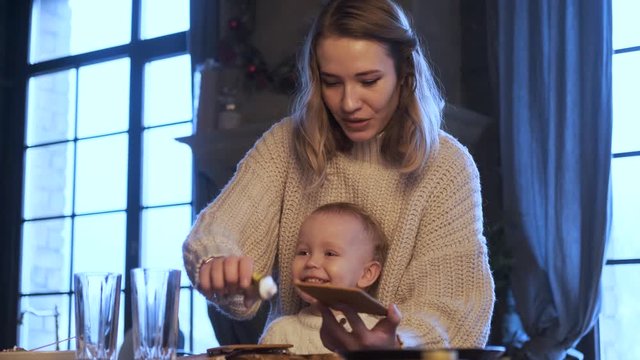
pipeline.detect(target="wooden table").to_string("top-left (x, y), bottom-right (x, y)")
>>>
top-left (185, 354), bottom-right (341, 360)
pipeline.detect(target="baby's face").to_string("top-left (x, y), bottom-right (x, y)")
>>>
top-left (292, 212), bottom-right (375, 304)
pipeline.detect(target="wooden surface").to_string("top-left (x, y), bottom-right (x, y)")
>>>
top-left (295, 283), bottom-right (387, 316)
top-left (185, 353), bottom-right (341, 360)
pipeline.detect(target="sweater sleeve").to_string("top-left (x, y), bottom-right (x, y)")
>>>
top-left (182, 119), bottom-right (292, 319)
top-left (396, 138), bottom-right (495, 348)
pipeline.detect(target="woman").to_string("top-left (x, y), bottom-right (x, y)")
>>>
top-left (183, 0), bottom-right (494, 351)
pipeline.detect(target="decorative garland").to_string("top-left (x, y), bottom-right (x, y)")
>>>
top-left (217, 0), bottom-right (296, 94)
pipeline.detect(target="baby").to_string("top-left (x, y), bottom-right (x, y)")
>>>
top-left (259, 202), bottom-right (388, 354)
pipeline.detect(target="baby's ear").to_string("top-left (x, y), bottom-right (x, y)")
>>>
top-left (357, 261), bottom-right (382, 289)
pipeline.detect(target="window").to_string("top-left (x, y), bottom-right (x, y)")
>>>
top-left (17, 0), bottom-right (215, 354)
top-left (599, 0), bottom-right (640, 359)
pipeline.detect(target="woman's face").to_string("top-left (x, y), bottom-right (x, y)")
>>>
top-left (316, 36), bottom-right (400, 143)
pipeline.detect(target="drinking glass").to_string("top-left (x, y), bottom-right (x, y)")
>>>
top-left (130, 268), bottom-right (181, 360)
top-left (74, 272), bottom-right (122, 360)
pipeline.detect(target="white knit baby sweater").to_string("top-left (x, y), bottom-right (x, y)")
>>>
top-left (183, 117), bottom-right (495, 348)
top-left (259, 307), bottom-right (380, 354)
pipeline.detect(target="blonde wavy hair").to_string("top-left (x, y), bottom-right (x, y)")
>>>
top-left (291, 0), bottom-right (444, 187)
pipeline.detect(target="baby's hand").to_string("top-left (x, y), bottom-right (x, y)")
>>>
top-left (318, 303), bottom-right (402, 351)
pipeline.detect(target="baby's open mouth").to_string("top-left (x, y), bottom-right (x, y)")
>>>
top-left (301, 277), bottom-right (328, 284)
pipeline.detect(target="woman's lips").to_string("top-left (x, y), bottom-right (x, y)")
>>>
top-left (342, 118), bottom-right (370, 130)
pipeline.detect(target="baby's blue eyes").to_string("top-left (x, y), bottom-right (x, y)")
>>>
top-left (294, 250), bottom-right (339, 257)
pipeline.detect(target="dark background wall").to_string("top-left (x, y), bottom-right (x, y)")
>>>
top-left (0, 0), bottom-right (30, 349)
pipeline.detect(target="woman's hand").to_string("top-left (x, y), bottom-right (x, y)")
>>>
top-left (198, 255), bottom-right (260, 308)
top-left (318, 303), bottom-right (402, 352)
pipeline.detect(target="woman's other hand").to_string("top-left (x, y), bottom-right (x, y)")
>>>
top-left (198, 255), bottom-right (260, 308)
top-left (318, 303), bottom-right (402, 352)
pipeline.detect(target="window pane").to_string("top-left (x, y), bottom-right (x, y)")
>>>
top-left (612, 0), bottom-right (640, 50)
top-left (178, 289), bottom-right (191, 353)
top-left (77, 58), bottom-right (130, 138)
top-left (600, 264), bottom-right (640, 360)
top-left (75, 134), bottom-right (128, 214)
top-left (141, 205), bottom-right (192, 285)
top-left (72, 212), bottom-right (126, 276)
top-left (193, 292), bottom-right (217, 352)
top-left (17, 295), bottom-right (71, 351)
top-left (608, 156), bottom-right (640, 260)
top-left (26, 70), bottom-right (76, 146)
top-left (177, 290), bottom-right (219, 354)
top-left (29, 0), bottom-right (132, 64)
top-left (140, 0), bottom-right (190, 40)
top-left (143, 54), bottom-right (193, 127)
top-left (23, 143), bottom-right (75, 220)
top-left (612, 52), bottom-right (640, 154)
top-left (142, 123), bottom-right (193, 206)
top-left (21, 219), bottom-right (72, 294)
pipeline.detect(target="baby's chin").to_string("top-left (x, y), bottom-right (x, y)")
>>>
top-left (295, 288), bottom-right (318, 305)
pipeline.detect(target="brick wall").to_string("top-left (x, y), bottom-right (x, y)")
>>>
top-left (19, 0), bottom-right (74, 350)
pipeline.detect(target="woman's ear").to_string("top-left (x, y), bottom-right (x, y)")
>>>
top-left (357, 261), bottom-right (382, 289)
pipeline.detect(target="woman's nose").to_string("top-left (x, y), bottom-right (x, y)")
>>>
top-left (341, 84), bottom-right (361, 113)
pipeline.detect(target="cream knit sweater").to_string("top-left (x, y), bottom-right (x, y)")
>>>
top-left (183, 117), bottom-right (495, 349)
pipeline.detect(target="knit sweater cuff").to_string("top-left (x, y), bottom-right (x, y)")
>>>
top-left (211, 294), bottom-right (263, 321)
top-left (183, 227), bottom-right (242, 290)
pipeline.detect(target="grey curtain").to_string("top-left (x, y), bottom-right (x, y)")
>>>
top-left (497, 0), bottom-right (612, 359)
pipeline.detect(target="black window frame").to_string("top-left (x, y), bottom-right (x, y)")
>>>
top-left (0, 0), bottom-right (195, 349)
